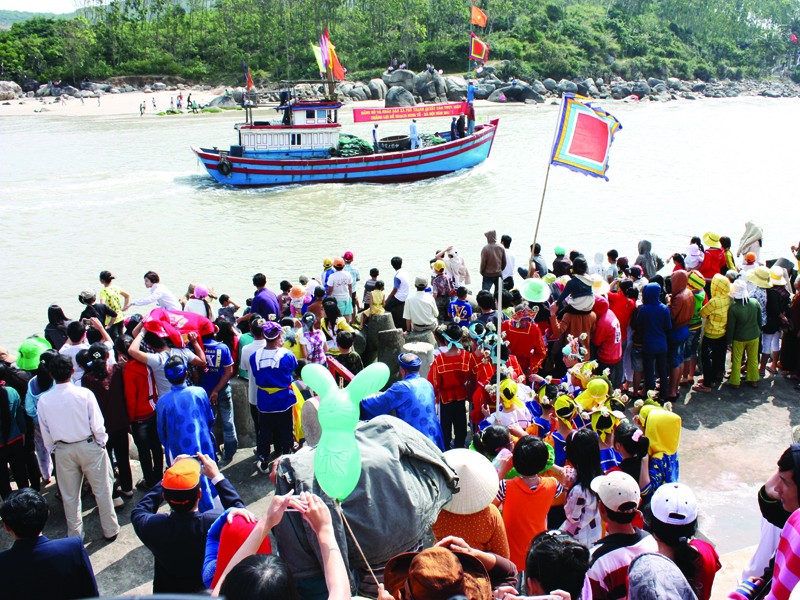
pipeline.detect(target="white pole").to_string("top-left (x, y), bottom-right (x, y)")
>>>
top-left (495, 276), bottom-right (503, 415)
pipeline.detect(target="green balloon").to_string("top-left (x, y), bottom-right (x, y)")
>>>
top-left (303, 362), bottom-right (389, 501)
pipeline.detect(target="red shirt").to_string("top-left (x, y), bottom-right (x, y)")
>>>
top-left (608, 291), bottom-right (636, 341)
top-left (501, 320), bottom-right (546, 374)
top-left (427, 350), bottom-right (477, 404)
top-left (699, 248), bottom-right (726, 280)
top-left (123, 360), bottom-right (157, 422)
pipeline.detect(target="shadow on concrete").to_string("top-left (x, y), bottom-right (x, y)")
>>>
top-left (93, 544), bottom-right (154, 596)
top-left (675, 375), bottom-right (800, 431)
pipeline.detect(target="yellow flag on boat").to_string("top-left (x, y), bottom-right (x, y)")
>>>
top-left (311, 43), bottom-right (325, 74)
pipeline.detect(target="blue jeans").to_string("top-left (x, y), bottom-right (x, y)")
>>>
top-left (643, 352), bottom-right (668, 394)
top-left (216, 385), bottom-right (238, 459)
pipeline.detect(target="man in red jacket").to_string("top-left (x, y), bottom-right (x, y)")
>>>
top-left (592, 295), bottom-right (623, 388)
top-left (699, 232), bottom-right (727, 286)
top-left (115, 335), bottom-right (163, 490)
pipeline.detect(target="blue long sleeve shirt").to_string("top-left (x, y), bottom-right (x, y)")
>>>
top-left (362, 373), bottom-right (445, 450)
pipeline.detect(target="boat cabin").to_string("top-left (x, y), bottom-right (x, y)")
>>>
top-left (233, 99), bottom-right (342, 159)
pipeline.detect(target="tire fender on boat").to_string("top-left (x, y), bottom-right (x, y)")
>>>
top-left (217, 158), bottom-right (232, 177)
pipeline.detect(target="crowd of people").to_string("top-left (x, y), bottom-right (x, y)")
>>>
top-left (1, 222), bottom-right (800, 599)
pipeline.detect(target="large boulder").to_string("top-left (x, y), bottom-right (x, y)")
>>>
top-left (208, 94), bottom-right (239, 108)
top-left (444, 75), bottom-right (468, 101)
top-left (610, 82), bottom-right (632, 99)
top-left (61, 85), bottom-right (79, 97)
top-left (412, 71), bottom-right (447, 102)
top-left (340, 82), bottom-right (369, 102)
top-left (473, 83), bottom-right (495, 100)
top-left (0, 81), bottom-right (23, 100)
top-left (646, 77), bottom-right (665, 89)
top-left (385, 86), bottom-right (415, 107)
top-left (691, 82), bottom-right (707, 93)
top-left (480, 73), bottom-right (503, 88)
top-left (35, 83), bottom-right (50, 97)
top-left (368, 78), bottom-right (388, 100)
top-left (667, 77), bottom-right (684, 91)
top-left (761, 87), bottom-right (783, 98)
top-left (542, 78), bottom-right (558, 91)
top-left (496, 82), bottom-right (545, 103)
top-left (630, 81), bottom-right (651, 99)
top-left (487, 88), bottom-right (508, 102)
top-left (21, 78), bottom-right (38, 93)
top-left (382, 69), bottom-right (415, 92)
top-left (531, 80), bottom-right (548, 95)
top-left (557, 79), bottom-right (578, 95)
top-left (152, 82), bottom-right (167, 91)
top-left (581, 78), bottom-right (600, 96)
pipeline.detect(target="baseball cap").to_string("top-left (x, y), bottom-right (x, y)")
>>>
top-left (194, 283), bottom-right (209, 299)
top-left (162, 458), bottom-right (201, 492)
top-left (78, 288), bottom-right (96, 304)
top-left (433, 260), bottom-right (446, 272)
top-left (333, 257), bottom-right (345, 268)
top-left (650, 483), bottom-right (698, 526)
top-left (323, 257), bottom-right (333, 269)
top-left (262, 320), bottom-right (283, 340)
top-left (590, 471), bottom-right (640, 512)
top-left (414, 276), bottom-right (428, 288)
top-left (343, 251), bottom-right (354, 262)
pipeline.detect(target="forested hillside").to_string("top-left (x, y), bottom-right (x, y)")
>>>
top-left (1, 0), bottom-right (799, 85)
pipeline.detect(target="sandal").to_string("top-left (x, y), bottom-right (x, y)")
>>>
top-left (692, 384), bottom-right (712, 393)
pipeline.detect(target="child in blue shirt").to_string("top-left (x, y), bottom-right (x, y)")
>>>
top-left (449, 286), bottom-right (473, 324)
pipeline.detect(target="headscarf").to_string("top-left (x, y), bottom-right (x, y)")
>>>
top-left (737, 221), bottom-right (763, 256)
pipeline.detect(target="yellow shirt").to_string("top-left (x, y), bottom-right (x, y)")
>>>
top-left (369, 290), bottom-right (385, 315)
top-left (99, 286), bottom-right (124, 325)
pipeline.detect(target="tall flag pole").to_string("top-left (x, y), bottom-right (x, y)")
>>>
top-left (468, 2), bottom-right (488, 80)
top-left (531, 94), bottom-right (622, 253)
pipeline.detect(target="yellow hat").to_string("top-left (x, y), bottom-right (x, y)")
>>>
top-left (702, 232), bottom-right (721, 249)
top-left (434, 260), bottom-right (446, 272)
top-left (323, 257), bottom-right (333, 268)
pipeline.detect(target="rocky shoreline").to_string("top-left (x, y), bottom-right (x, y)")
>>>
top-left (2, 68), bottom-right (800, 108)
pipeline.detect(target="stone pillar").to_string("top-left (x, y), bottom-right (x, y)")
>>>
top-left (377, 327), bottom-right (405, 383)
top-left (365, 312), bottom-right (395, 364)
top-left (213, 377), bottom-right (256, 449)
top-left (402, 341), bottom-right (435, 378)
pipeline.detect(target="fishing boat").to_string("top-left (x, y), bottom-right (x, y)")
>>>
top-left (192, 97), bottom-right (498, 187)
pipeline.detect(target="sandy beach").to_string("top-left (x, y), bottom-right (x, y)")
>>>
top-left (0, 88), bottom-right (425, 119)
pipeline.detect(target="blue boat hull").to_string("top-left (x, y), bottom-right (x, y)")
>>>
top-left (193, 119), bottom-right (498, 186)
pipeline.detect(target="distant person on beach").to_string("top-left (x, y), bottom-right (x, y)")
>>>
top-left (372, 123), bottom-right (379, 152)
top-left (450, 116), bottom-right (458, 140)
top-left (152, 97), bottom-right (156, 110)
top-left (140, 102), bottom-right (144, 116)
top-left (125, 271), bottom-right (181, 312)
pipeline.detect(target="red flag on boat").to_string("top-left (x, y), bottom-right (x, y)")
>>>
top-left (469, 32), bottom-right (489, 62)
top-left (320, 28), bottom-right (346, 80)
top-left (242, 60), bottom-right (254, 90)
top-left (471, 5), bottom-right (488, 27)
top-left (792, 32), bottom-right (798, 43)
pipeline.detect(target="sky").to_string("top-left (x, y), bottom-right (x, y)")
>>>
top-left (0, 0), bottom-right (79, 13)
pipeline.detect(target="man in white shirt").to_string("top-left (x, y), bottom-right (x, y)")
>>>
top-left (59, 318), bottom-right (114, 384)
top-left (239, 317), bottom-right (266, 452)
top-left (37, 354), bottom-right (120, 541)
top-left (326, 257), bottom-right (354, 323)
top-left (385, 256), bottom-right (412, 330)
top-left (124, 270), bottom-right (182, 312)
top-left (403, 277), bottom-right (439, 332)
top-left (501, 234), bottom-right (516, 291)
top-left (409, 119), bottom-right (420, 149)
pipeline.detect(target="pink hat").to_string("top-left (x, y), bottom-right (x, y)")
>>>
top-left (194, 284), bottom-right (209, 299)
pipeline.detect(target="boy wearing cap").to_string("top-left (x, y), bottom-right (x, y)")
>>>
top-left (78, 289), bottom-right (117, 335)
top-left (449, 286), bottom-right (473, 324)
top-left (431, 260), bottom-right (455, 321)
top-left (326, 257), bottom-right (354, 323)
top-left (131, 454), bottom-right (246, 594)
top-left (250, 321), bottom-right (298, 472)
top-left (583, 471), bottom-right (657, 600)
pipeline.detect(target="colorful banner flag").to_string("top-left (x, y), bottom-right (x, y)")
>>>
top-left (353, 102), bottom-right (468, 123)
top-left (330, 46), bottom-right (346, 81)
top-left (311, 43), bottom-right (325, 74)
top-left (471, 5), bottom-right (488, 27)
top-left (550, 94), bottom-right (622, 181)
top-left (469, 32), bottom-right (489, 62)
top-left (319, 29), bottom-right (331, 71)
top-left (242, 60), bottom-right (254, 90)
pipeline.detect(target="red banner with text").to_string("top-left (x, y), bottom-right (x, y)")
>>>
top-left (353, 102), bottom-right (468, 123)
